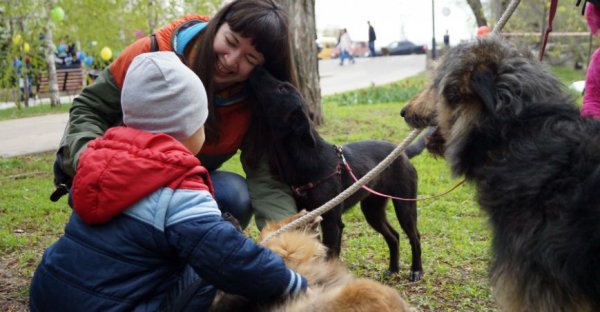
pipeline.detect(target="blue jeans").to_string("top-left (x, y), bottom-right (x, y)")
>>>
top-left (368, 41), bottom-right (376, 57)
top-left (210, 171), bottom-right (253, 229)
top-left (339, 49), bottom-right (354, 65)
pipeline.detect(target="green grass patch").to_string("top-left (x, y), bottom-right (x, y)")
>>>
top-left (0, 102), bottom-right (72, 121)
top-left (550, 66), bottom-right (585, 84)
top-left (551, 66), bottom-right (585, 106)
top-left (0, 67), bottom-right (581, 311)
top-left (323, 74), bottom-right (427, 106)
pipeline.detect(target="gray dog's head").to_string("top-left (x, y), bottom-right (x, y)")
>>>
top-left (401, 35), bottom-right (573, 160)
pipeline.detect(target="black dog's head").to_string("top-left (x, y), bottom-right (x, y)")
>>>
top-left (249, 66), bottom-right (316, 147)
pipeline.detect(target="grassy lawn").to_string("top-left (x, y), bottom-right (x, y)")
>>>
top-left (0, 102), bottom-right (71, 122)
top-left (0, 66), bottom-right (585, 311)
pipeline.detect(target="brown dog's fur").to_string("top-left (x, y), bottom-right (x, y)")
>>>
top-left (210, 211), bottom-right (411, 312)
top-left (401, 35), bottom-right (600, 311)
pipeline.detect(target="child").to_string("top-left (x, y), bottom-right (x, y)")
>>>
top-left (30, 52), bottom-right (307, 311)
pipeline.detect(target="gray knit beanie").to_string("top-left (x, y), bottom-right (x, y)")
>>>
top-left (121, 51), bottom-right (208, 141)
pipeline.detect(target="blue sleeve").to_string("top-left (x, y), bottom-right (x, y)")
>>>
top-left (166, 215), bottom-right (307, 300)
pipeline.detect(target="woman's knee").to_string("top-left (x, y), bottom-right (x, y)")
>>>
top-left (210, 171), bottom-right (253, 229)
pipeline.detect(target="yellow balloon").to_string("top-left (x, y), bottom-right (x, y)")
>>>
top-left (100, 47), bottom-right (113, 61)
top-left (23, 42), bottom-right (31, 53)
top-left (12, 34), bottom-right (22, 46)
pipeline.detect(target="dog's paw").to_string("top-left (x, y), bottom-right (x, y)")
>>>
top-left (408, 270), bottom-right (424, 282)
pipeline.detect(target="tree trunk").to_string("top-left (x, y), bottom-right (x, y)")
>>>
top-left (147, 0), bottom-right (159, 34)
top-left (492, 0), bottom-right (511, 22)
top-left (466, 0), bottom-right (489, 27)
top-left (45, 0), bottom-right (61, 106)
top-left (280, 0), bottom-right (323, 125)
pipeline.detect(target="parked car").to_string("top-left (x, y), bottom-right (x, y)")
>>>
top-left (331, 41), bottom-right (371, 58)
top-left (317, 37), bottom-right (337, 60)
top-left (382, 40), bottom-right (427, 56)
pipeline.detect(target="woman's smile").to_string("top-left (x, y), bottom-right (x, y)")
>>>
top-left (215, 58), bottom-right (233, 77)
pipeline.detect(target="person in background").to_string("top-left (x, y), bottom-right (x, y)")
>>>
top-left (582, 1), bottom-right (600, 118)
top-left (51, 0), bottom-right (301, 230)
top-left (30, 52), bottom-right (307, 311)
top-left (443, 30), bottom-right (450, 49)
top-left (368, 21), bottom-right (377, 57)
top-left (338, 28), bottom-right (355, 65)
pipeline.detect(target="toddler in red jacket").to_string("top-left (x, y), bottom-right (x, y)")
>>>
top-left (30, 52), bottom-right (306, 312)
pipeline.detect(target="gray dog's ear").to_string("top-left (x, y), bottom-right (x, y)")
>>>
top-left (291, 108), bottom-right (317, 148)
top-left (470, 67), bottom-right (498, 112)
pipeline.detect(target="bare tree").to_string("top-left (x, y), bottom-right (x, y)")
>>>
top-left (466, 0), bottom-right (489, 27)
top-left (280, 0), bottom-right (323, 125)
top-left (147, 0), bottom-right (159, 34)
top-left (491, 0), bottom-right (510, 22)
top-left (44, 0), bottom-right (60, 106)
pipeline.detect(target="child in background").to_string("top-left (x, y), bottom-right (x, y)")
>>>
top-left (30, 52), bottom-right (306, 311)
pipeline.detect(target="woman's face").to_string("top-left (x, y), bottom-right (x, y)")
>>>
top-left (213, 23), bottom-right (265, 90)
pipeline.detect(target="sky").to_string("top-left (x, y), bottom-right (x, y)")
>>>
top-left (315, 0), bottom-right (479, 49)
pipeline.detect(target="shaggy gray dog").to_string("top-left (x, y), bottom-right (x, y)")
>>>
top-left (401, 35), bottom-right (600, 311)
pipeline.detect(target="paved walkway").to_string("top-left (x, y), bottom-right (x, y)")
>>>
top-left (0, 55), bottom-right (426, 158)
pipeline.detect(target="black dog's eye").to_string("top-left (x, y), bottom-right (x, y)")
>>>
top-left (278, 85), bottom-right (287, 94)
top-left (443, 86), bottom-right (461, 106)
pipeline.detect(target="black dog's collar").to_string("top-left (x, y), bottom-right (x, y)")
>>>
top-left (291, 145), bottom-right (344, 197)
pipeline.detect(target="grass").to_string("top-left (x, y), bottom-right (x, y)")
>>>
top-left (0, 102), bottom-right (72, 121)
top-left (0, 65), bottom-right (585, 311)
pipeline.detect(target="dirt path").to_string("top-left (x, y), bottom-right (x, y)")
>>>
top-left (0, 256), bottom-right (29, 312)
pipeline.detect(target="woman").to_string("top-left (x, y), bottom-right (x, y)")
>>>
top-left (53, 0), bottom-right (298, 229)
top-left (338, 28), bottom-right (355, 66)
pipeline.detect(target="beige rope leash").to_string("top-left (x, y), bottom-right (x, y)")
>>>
top-left (261, 128), bottom-right (423, 244)
top-left (493, 0), bottom-right (521, 34)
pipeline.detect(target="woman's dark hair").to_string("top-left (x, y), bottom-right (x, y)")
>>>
top-left (189, 0), bottom-right (297, 145)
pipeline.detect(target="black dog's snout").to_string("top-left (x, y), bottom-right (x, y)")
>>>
top-left (400, 107), bottom-right (407, 117)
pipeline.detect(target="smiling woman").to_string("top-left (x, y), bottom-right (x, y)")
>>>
top-left (212, 23), bottom-right (265, 89)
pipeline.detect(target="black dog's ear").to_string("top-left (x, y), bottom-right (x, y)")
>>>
top-left (470, 66), bottom-right (497, 112)
top-left (290, 108), bottom-right (317, 148)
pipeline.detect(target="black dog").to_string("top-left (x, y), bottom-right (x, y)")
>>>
top-left (401, 35), bottom-right (600, 311)
top-left (249, 67), bottom-right (423, 280)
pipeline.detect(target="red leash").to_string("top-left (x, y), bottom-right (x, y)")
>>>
top-left (338, 146), bottom-right (466, 201)
top-left (539, 0), bottom-right (559, 61)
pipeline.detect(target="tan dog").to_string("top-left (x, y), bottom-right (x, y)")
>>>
top-left (210, 211), bottom-right (411, 312)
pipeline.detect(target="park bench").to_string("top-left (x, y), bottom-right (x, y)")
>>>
top-left (37, 67), bottom-right (84, 97)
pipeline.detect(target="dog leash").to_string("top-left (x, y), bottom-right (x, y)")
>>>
top-left (261, 128), bottom-right (423, 244)
top-left (538, 0), bottom-right (559, 61)
top-left (336, 145), bottom-right (466, 201)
